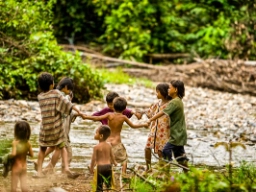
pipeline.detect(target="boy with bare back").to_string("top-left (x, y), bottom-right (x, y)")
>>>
top-left (82, 97), bottom-right (148, 175)
top-left (90, 125), bottom-right (116, 191)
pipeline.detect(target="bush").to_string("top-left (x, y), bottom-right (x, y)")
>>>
top-left (51, 0), bottom-right (256, 61)
top-left (0, 0), bottom-right (103, 103)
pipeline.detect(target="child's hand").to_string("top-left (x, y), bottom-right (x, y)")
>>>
top-left (144, 123), bottom-right (150, 129)
top-left (88, 166), bottom-right (94, 174)
top-left (147, 119), bottom-right (152, 125)
top-left (81, 113), bottom-right (87, 119)
top-left (135, 111), bottom-right (143, 120)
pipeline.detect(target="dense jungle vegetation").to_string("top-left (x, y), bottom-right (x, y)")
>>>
top-left (52, 0), bottom-right (256, 61)
top-left (0, 0), bottom-right (255, 102)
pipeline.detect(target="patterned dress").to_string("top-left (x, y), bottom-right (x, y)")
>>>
top-left (145, 101), bottom-right (170, 153)
top-left (38, 89), bottom-right (73, 147)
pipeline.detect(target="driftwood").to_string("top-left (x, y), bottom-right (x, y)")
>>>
top-left (146, 53), bottom-right (190, 64)
top-left (123, 59), bottom-right (256, 96)
top-left (60, 44), bottom-right (256, 96)
top-left (60, 44), bottom-right (168, 70)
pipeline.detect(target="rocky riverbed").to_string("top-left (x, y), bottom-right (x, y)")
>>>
top-left (0, 83), bottom-right (256, 192)
top-left (0, 83), bottom-right (256, 168)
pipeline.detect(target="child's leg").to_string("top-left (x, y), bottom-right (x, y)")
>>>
top-left (158, 150), bottom-right (163, 159)
top-left (44, 146), bottom-right (55, 157)
top-left (37, 146), bottom-right (47, 175)
top-left (122, 161), bottom-right (127, 175)
top-left (60, 146), bottom-right (70, 173)
top-left (41, 146), bottom-right (59, 174)
top-left (11, 169), bottom-right (19, 192)
top-left (162, 142), bottom-right (174, 161)
top-left (48, 146), bottom-right (61, 168)
top-left (173, 146), bottom-right (189, 173)
top-left (61, 144), bottom-right (72, 173)
top-left (20, 169), bottom-right (28, 192)
top-left (144, 148), bottom-right (152, 171)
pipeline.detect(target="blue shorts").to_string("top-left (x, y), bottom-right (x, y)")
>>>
top-left (163, 142), bottom-right (189, 163)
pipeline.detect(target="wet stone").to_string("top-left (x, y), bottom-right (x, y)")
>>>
top-left (0, 83), bottom-right (255, 168)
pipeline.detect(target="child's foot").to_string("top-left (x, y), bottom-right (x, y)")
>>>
top-left (32, 173), bottom-right (46, 179)
top-left (33, 161), bottom-right (38, 171)
top-left (122, 173), bottom-right (131, 179)
top-left (65, 170), bottom-right (80, 179)
top-left (42, 163), bottom-right (54, 175)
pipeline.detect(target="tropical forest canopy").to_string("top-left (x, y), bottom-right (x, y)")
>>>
top-left (52, 0), bottom-right (255, 61)
top-left (0, 0), bottom-right (255, 102)
top-left (0, 0), bottom-right (104, 102)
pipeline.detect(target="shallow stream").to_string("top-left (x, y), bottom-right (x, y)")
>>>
top-left (1, 119), bottom-right (255, 174)
top-left (0, 83), bottom-right (255, 173)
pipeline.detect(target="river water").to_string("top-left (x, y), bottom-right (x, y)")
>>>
top-left (1, 119), bottom-right (255, 174)
top-left (0, 83), bottom-right (256, 173)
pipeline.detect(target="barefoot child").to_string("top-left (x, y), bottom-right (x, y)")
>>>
top-left (83, 97), bottom-right (148, 175)
top-left (11, 121), bottom-right (33, 192)
top-left (37, 77), bottom-right (78, 175)
top-left (140, 83), bottom-right (171, 173)
top-left (148, 80), bottom-right (189, 172)
top-left (92, 91), bottom-right (142, 125)
top-left (90, 125), bottom-right (117, 192)
top-left (35, 72), bottom-right (82, 178)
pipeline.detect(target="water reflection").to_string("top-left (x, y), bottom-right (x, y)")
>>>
top-left (0, 121), bottom-right (255, 173)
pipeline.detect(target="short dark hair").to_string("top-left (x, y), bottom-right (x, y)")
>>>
top-left (106, 92), bottom-right (119, 103)
top-left (113, 97), bottom-right (127, 112)
top-left (38, 72), bottom-right (54, 91)
top-left (56, 77), bottom-right (74, 91)
top-left (98, 125), bottom-right (111, 140)
top-left (156, 83), bottom-right (172, 100)
top-left (14, 121), bottom-right (31, 141)
top-left (171, 80), bottom-right (185, 99)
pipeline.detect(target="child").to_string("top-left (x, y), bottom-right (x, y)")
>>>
top-left (147, 80), bottom-right (189, 172)
top-left (91, 125), bottom-right (117, 192)
top-left (36, 77), bottom-right (77, 174)
top-left (82, 97), bottom-right (148, 175)
top-left (11, 121), bottom-right (33, 192)
top-left (35, 72), bottom-right (82, 178)
top-left (141, 83), bottom-right (171, 173)
top-left (92, 91), bottom-right (142, 125)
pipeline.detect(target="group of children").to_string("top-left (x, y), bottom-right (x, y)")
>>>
top-left (5, 71), bottom-right (189, 192)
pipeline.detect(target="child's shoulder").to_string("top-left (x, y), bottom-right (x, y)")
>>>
top-left (38, 89), bottom-right (62, 97)
top-left (94, 142), bottom-right (112, 149)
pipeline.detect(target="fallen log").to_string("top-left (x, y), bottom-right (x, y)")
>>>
top-left (60, 45), bottom-right (256, 96)
top-left (123, 59), bottom-right (256, 96)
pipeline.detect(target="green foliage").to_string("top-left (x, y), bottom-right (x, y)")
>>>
top-left (130, 177), bottom-right (155, 192)
top-left (51, 0), bottom-right (104, 43)
top-left (51, 0), bottom-right (256, 61)
top-left (97, 68), bottom-right (153, 88)
top-left (0, 0), bottom-right (104, 103)
top-left (130, 164), bottom-right (256, 192)
top-left (176, 168), bottom-right (229, 192)
top-left (231, 162), bottom-right (256, 191)
top-left (0, 139), bottom-right (12, 156)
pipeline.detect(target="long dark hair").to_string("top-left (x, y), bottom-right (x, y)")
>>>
top-left (14, 121), bottom-right (31, 141)
top-left (56, 77), bottom-right (74, 91)
top-left (156, 83), bottom-right (172, 100)
top-left (171, 80), bottom-right (185, 99)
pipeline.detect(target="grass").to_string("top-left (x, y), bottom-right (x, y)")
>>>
top-left (96, 68), bottom-right (154, 88)
top-left (0, 139), bottom-right (12, 156)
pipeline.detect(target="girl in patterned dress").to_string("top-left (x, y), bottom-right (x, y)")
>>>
top-left (142, 83), bottom-right (172, 172)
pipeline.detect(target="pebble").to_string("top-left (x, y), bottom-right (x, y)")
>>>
top-left (0, 83), bottom-right (255, 143)
top-left (1, 83), bottom-right (256, 167)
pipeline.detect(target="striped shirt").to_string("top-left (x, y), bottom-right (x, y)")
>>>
top-left (38, 89), bottom-right (74, 147)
